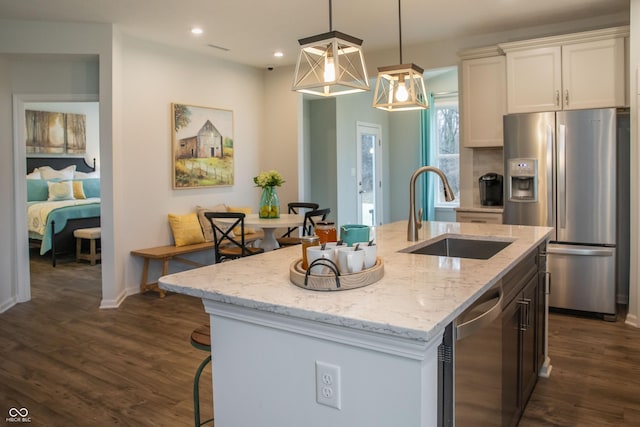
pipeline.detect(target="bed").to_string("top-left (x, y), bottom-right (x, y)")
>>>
top-left (26, 157), bottom-right (101, 266)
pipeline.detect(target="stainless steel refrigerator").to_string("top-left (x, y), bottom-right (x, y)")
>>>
top-left (503, 108), bottom-right (629, 319)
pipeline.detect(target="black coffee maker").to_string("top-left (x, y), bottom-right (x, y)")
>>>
top-left (479, 173), bottom-right (503, 206)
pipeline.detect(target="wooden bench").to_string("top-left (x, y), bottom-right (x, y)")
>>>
top-left (131, 231), bottom-right (264, 297)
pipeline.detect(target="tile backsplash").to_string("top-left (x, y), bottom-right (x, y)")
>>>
top-left (472, 148), bottom-right (504, 205)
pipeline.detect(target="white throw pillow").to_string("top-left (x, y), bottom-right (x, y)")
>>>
top-left (74, 170), bottom-right (100, 179)
top-left (26, 170), bottom-right (41, 180)
top-left (39, 165), bottom-right (77, 180)
top-left (47, 180), bottom-right (75, 201)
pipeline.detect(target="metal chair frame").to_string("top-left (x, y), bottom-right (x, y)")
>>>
top-left (204, 211), bottom-right (264, 262)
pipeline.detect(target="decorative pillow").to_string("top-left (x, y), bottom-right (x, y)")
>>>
top-left (196, 204), bottom-right (228, 242)
top-left (75, 170), bottom-right (100, 179)
top-left (26, 170), bottom-right (41, 180)
top-left (226, 206), bottom-right (257, 234)
top-left (47, 180), bottom-right (75, 201)
top-left (80, 178), bottom-right (101, 198)
top-left (72, 181), bottom-right (86, 199)
top-left (38, 165), bottom-right (76, 180)
top-left (27, 179), bottom-right (50, 202)
top-left (168, 213), bottom-right (206, 247)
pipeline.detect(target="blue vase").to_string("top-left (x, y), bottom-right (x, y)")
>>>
top-left (259, 186), bottom-right (280, 218)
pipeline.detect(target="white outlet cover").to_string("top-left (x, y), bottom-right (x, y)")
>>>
top-left (315, 361), bottom-right (341, 410)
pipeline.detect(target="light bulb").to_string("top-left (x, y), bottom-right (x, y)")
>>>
top-left (395, 77), bottom-right (409, 102)
top-left (324, 55), bottom-right (335, 83)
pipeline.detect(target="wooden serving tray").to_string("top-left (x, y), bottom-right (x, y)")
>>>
top-left (289, 257), bottom-right (384, 291)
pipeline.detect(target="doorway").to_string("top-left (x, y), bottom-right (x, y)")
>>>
top-left (356, 122), bottom-right (383, 226)
top-left (13, 93), bottom-right (101, 304)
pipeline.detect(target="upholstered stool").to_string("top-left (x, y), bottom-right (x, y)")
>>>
top-left (74, 227), bottom-right (101, 265)
top-left (191, 324), bottom-right (214, 426)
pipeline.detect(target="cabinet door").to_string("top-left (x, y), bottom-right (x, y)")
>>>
top-left (502, 297), bottom-right (521, 427)
top-left (506, 47), bottom-right (562, 113)
top-left (520, 275), bottom-right (539, 406)
top-left (462, 56), bottom-right (506, 147)
top-left (561, 38), bottom-right (625, 109)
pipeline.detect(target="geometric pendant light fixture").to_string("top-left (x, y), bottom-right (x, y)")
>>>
top-left (372, 0), bottom-right (428, 111)
top-left (292, 0), bottom-right (370, 96)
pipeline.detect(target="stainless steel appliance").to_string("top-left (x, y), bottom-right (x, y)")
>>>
top-left (439, 283), bottom-right (503, 426)
top-left (503, 108), bottom-right (629, 318)
top-left (479, 172), bottom-right (503, 206)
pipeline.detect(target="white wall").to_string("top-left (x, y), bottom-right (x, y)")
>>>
top-left (0, 20), bottom-right (269, 311)
top-left (120, 35), bottom-right (265, 292)
top-left (0, 19), bottom-right (113, 312)
top-left (627, 0), bottom-right (639, 326)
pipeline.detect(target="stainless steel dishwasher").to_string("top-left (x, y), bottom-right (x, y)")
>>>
top-left (439, 282), bottom-right (504, 426)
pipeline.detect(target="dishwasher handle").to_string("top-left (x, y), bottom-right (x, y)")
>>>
top-left (455, 289), bottom-right (503, 341)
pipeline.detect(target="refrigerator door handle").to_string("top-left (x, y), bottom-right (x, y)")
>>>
top-left (546, 124), bottom-right (554, 227)
top-left (557, 124), bottom-right (566, 229)
top-left (547, 245), bottom-right (614, 257)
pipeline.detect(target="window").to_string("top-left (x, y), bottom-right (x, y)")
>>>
top-left (431, 95), bottom-right (460, 207)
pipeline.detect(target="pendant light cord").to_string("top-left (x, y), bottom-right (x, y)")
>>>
top-left (398, 0), bottom-right (403, 63)
top-left (328, 0), bottom-right (333, 31)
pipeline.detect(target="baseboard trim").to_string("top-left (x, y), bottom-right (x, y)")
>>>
top-left (99, 286), bottom-right (130, 309)
top-left (0, 296), bottom-right (17, 314)
top-left (625, 312), bottom-right (638, 328)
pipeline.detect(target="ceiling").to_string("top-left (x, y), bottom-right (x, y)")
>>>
top-left (0, 0), bottom-right (630, 69)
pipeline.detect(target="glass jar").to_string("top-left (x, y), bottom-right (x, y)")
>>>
top-left (259, 186), bottom-right (280, 218)
top-left (315, 221), bottom-right (337, 244)
top-left (301, 235), bottom-right (320, 270)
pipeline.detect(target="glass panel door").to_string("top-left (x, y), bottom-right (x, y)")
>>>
top-left (356, 123), bottom-right (382, 226)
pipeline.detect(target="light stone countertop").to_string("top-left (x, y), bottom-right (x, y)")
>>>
top-left (160, 221), bottom-right (552, 344)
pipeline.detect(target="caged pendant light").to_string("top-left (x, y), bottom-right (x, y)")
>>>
top-left (372, 0), bottom-right (428, 111)
top-left (292, 0), bottom-right (369, 96)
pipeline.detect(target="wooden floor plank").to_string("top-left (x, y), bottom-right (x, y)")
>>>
top-left (2, 251), bottom-right (639, 426)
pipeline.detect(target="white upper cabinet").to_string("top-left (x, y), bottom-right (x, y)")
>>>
top-left (561, 38), bottom-right (625, 110)
top-left (505, 46), bottom-right (562, 113)
top-left (461, 55), bottom-right (507, 147)
top-left (500, 27), bottom-right (627, 114)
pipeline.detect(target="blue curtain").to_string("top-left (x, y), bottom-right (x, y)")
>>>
top-left (419, 92), bottom-right (436, 220)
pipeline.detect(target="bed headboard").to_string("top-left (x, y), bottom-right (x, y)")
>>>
top-left (27, 157), bottom-right (96, 173)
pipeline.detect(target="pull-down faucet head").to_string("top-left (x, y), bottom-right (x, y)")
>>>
top-left (408, 166), bottom-right (455, 241)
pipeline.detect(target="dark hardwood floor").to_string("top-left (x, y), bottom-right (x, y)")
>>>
top-left (0, 251), bottom-right (212, 426)
top-left (1, 251), bottom-right (639, 426)
top-left (520, 307), bottom-right (640, 427)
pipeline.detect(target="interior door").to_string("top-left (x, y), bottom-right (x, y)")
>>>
top-left (356, 122), bottom-right (382, 226)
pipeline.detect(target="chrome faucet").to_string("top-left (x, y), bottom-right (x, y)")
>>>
top-left (408, 166), bottom-right (455, 241)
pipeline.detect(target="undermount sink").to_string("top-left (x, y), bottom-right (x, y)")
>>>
top-left (400, 235), bottom-right (513, 260)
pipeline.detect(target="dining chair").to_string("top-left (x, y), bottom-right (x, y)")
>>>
top-left (278, 207), bottom-right (330, 247)
top-left (204, 211), bottom-right (265, 262)
top-left (276, 202), bottom-right (320, 247)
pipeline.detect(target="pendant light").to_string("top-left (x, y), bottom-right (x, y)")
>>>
top-left (292, 0), bottom-right (369, 96)
top-left (372, 0), bottom-right (428, 111)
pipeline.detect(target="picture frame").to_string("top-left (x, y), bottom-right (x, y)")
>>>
top-left (25, 109), bottom-right (87, 155)
top-left (172, 103), bottom-right (234, 189)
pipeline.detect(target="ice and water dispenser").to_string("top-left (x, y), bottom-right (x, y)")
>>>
top-left (507, 158), bottom-right (538, 202)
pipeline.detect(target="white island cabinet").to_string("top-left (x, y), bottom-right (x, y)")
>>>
top-left (160, 221), bottom-right (552, 427)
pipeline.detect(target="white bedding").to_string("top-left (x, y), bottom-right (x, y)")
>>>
top-left (27, 198), bottom-right (100, 236)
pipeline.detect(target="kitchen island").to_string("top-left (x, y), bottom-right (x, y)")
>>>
top-left (160, 221), bottom-right (553, 426)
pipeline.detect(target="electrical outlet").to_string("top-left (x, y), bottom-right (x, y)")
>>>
top-left (315, 361), bottom-right (341, 409)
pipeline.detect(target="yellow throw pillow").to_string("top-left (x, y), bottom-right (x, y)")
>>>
top-left (168, 213), bottom-right (206, 246)
top-left (72, 180), bottom-right (86, 199)
top-left (226, 206), bottom-right (257, 234)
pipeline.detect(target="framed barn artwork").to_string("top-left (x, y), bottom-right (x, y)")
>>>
top-left (171, 103), bottom-right (234, 189)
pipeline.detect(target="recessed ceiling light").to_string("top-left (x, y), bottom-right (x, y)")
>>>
top-left (274, 51), bottom-right (284, 58)
top-left (191, 27), bottom-right (203, 35)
